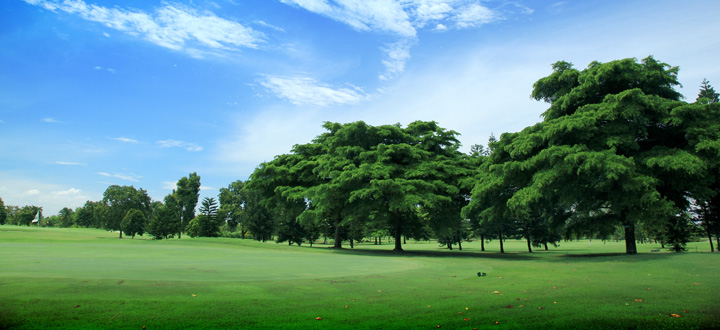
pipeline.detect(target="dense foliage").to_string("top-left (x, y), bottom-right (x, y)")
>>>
top-left (3, 56), bottom-right (718, 253)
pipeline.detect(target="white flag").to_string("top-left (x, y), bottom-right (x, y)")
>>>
top-left (31, 212), bottom-right (39, 223)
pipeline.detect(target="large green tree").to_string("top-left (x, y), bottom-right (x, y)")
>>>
top-left (218, 180), bottom-right (246, 236)
top-left (147, 193), bottom-right (181, 240)
top-left (187, 197), bottom-right (222, 237)
top-left (175, 173), bottom-right (201, 239)
top-left (465, 57), bottom-right (715, 255)
top-left (102, 185), bottom-right (151, 238)
top-left (121, 209), bottom-right (147, 239)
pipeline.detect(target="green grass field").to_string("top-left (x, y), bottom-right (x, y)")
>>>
top-left (1, 225), bottom-right (718, 330)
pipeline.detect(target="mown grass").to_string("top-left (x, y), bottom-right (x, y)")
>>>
top-left (0, 225), bottom-right (718, 329)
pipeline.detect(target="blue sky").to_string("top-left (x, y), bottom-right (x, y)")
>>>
top-left (2, 0), bottom-right (719, 215)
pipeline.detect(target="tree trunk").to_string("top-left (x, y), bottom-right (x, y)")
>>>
top-left (379, 236), bottom-right (382, 244)
top-left (715, 234), bottom-right (719, 252)
top-left (480, 235), bottom-right (485, 251)
top-left (458, 240), bottom-right (462, 251)
top-left (544, 242), bottom-right (549, 251)
top-left (333, 220), bottom-right (342, 248)
top-left (350, 238), bottom-right (354, 249)
top-left (119, 229), bottom-right (123, 239)
top-left (526, 237), bottom-right (533, 253)
top-left (447, 242), bottom-right (452, 250)
top-left (241, 230), bottom-right (247, 239)
top-left (624, 222), bottom-right (638, 255)
top-left (393, 213), bottom-right (403, 252)
top-left (499, 230), bottom-right (504, 254)
top-left (708, 229), bottom-right (715, 252)
top-left (403, 236), bottom-right (406, 244)
top-left (374, 237), bottom-right (378, 245)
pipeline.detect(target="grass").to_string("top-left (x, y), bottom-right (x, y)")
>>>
top-left (0, 225), bottom-right (718, 330)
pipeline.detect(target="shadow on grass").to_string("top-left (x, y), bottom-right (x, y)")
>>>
top-left (310, 246), bottom-right (540, 260)
top-left (549, 251), bottom-right (678, 263)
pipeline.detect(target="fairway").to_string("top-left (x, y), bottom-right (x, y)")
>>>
top-left (1, 226), bottom-right (719, 330)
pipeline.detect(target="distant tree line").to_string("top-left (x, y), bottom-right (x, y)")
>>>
top-left (2, 56), bottom-right (718, 254)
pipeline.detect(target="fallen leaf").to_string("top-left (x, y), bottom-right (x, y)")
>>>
top-left (553, 287), bottom-right (557, 289)
top-left (192, 294), bottom-right (197, 297)
top-left (684, 310), bottom-right (689, 313)
top-left (377, 290), bottom-right (382, 293)
top-left (693, 283), bottom-right (702, 285)
top-left (458, 312), bottom-right (463, 314)
top-left (519, 305), bottom-right (525, 308)
top-left (525, 299), bottom-right (529, 301)
top-left (670, 314), bottom-right (681, 318)
top-left (73, 305), bottom-right (80, 308)
top-left (516, 297), bottom-right (521, 300)
top-left (316, 317), bottom-right (322, 321)
top-left (465, 307), bottom-right (469, 310)
top-left (498, 276), bottom-right (503, 279)
top-left (505, 305), bottom-right (514, 308)
top-left (463, 318), bottom-right (470, 321)
top-left (452, 275), bottom-right (457, 277)
top-left (492, 291), bottom-right (501, 294)
top-left (345, 305), bottom-right (349, 308)
top-left (428, 305), bottom-right (431, 308)
top-left (554, 302), bottom-right (557, 304)
top-left (522, 290), bottom-right (527, 293)
top-left (538, 307), bottom-right (545, 310)
top-left (647, 288), bottom-right (651, 290)
top-left (634, 299), bottom-right (643, 302)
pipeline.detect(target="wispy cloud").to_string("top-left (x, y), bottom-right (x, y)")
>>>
top-left (97, 172), bottom-right (141, 182)
top-left (379, 39), bottom-right (414, 80)
top-left (51, 187), bottom-right (83, 196)
top-left (113, 137), bottom-right (139, 143)
top-left (279, 1), bottom-right (516, 81)
top-left (157, 139), bottom-right (203, 152)
top-left (280, 0), bottom-right (415, 37)
top-left (260, 75), bottom-right (370, 106)
top-left (23, 0), bottom-right (266, 57)
top-left (42, 117), bottom-right (60, 123)
top-left (55, 161), bottom-right (86, 165)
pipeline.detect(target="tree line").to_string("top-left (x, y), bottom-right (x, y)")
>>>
top-left (2, 57), bottom-right (718, 254)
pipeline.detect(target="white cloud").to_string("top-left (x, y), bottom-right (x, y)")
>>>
top-left (94, 65), bottom-right (102, 70)
top-left (281, 0), bottom-right (415, 37)
top-left (55, 161), bottom-right (86, 165)
top-left (200, 186), bottom-right (215, 191)
top-left (454, 3), bottom-right (498, 28)
top-left (0, 174), bottom-right (95, 215)
top-left (51, 187), bottom-right (82, 196)
top-left (162, 181), bottom-right (177, 190)
top-left (113, 137), bottom-right (139, 143)
top-left (106, 68), bottom-right (116, 74)
top-left (97, 172), bottom-right (141, 182)
top-left (25, 189), bottom-right (41, 196)
top-left (157, 139), bottom-right (203, 152)
top-left (379, 39), bottom-right (414, 80)
top-left (24, 0), bottom-right (266, 56)
top-left (260, 75), bottom-right (370, 106)
top-left (42, 117), bottom-right (60, 123)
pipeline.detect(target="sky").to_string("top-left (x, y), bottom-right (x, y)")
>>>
top-left (1, 0), bottom-right (719, 215)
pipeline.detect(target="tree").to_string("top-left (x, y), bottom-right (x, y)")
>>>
top-left (242, 182), bottom-right (274, 242)
top-left (218, 180), bottom-right (246, 236)
top-left (697, 78), bottom-right (719, 104)
top-left (102, 185), bottom-right (151, 238)
top-left (187, 197), bottom-right (223, 237)
top-left (75, 201), bottom-right (99, 228)
top-left (465, 57), bottom-right (712, 255)
top-left (121, 209), bottom-right (147, 239)
top-left (175, 173), bottom-right (201, 239)
top-left (57, 207), bottom-right (75, 228)
top-left (0, 197), bottom-right (6, 225)
top-left (147, 194), bottom-right (180, 240)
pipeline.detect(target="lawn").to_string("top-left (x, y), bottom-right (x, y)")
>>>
top-left (0, 225), bottom-right (718, 329)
